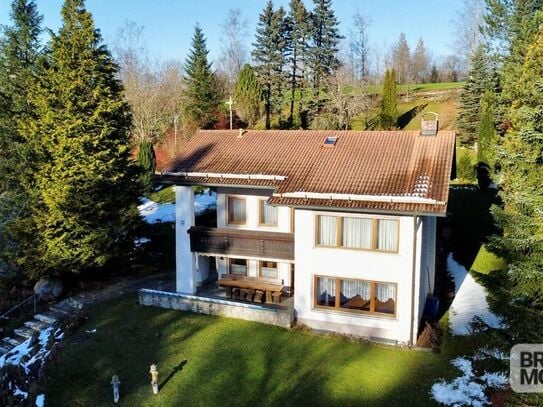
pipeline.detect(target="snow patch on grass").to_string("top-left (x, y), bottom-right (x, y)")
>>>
top-left (431, 357), bottom-right (507, 406)
top-left (447, 253), bottom-right (503, 335)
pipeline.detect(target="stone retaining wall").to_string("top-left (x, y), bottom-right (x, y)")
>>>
top-left (138, 289), bottom-right (293, 328)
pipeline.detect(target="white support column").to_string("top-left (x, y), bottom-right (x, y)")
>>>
top-left (174, 185), bottom-right (196, 293)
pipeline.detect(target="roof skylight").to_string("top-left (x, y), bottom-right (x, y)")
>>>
top-left (323, 135), bottom-right (338, 146)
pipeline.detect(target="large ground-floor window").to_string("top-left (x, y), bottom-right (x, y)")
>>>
top-left (314, 275), bottom-right (396, 317)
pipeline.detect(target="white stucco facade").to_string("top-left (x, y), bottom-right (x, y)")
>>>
top-left (174, 186), bottom-right (438, 345)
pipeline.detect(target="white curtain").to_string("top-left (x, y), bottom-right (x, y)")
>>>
top-left (317, 277), bottom-right (336, 305)
top-left (261, 266), bottom-right (278, 279)
top-left (230, 260), bottom-right (247, 275)
top-left (318, 216), bottom-right (337, 246)
top-left (378, 220), bottom-right (398, 251)
top-left (261, 202), bottom-right (278, 225)
top-left (229, 198), bottom-right (246, 223)
top-left (340, 279), bottom-right (370, 299)
top-left (342, 217), bottom-right (372, 249)
top-left (375, 282), bottom-right (396, 302)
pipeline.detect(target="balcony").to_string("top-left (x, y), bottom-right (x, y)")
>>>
top-left (188, 226), bottom-right (294, 261)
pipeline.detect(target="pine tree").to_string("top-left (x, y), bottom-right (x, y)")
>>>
top-left (379, 69), bottom-right (397, 129)
top-left (184, 24), bottom-right (220, 129)
top-left (489, 23), bottom-right (543, 341)
top-left (0, 0), bottom-right (43, 273)
top-left (477, 89), bottom-right (497, 166)
top-left (252, 0), bottom-right (286, 129)
top-left (21, 0), bottom-right (142, 277)
top-left (285, 0), bottom-right (311, 127)
top-left (234, 64), bottom-right (262, 127)
top-left (456, 45), bottom-right (488, 143)
top-left (430, 64), bottom-right (439, 83)
top-left (309, 0), bottom-right (342, 100)
top-left (411, 38), bottom-right (429, 83)
top-left (137, 140), bottom-right (156, 193)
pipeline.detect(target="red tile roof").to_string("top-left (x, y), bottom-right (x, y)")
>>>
top-left (161, 130), bottom-right (455, 215)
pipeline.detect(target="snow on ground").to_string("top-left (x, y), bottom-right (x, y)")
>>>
top-left (447, 253), bottom-right (503, 336)
top-left (138, 189), bottom-right (217, 224)
top-left (431, 357), bottom-right (507, 406)
top-left (138, 198), bottom-right (175, 223)
top-left (35, 394), bottom-right (45, 407)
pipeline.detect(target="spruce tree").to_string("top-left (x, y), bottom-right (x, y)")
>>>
top-left (0, 0), bottom-right (43, 273)
top-left (184, 24), bottom-right (219, 129)
top-left (252, 0), bottom-right (286, 129)
top-left (22, 0), bottom-right (142, 277)
top-left (285, 0), bottom-right (311, 127)
top-left (309, 0), bottom-right (342, 100)
top-left (234, 64), bottom-right (262, 127)
top-left (477, 89), bottom-right (497, 166)
top-left (490, 24), bottom-right (543, 341)
top-left (456, 45), bottom-right (488, 144)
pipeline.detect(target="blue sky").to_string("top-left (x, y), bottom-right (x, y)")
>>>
top-left (0, 0), bottom-right (461, 66)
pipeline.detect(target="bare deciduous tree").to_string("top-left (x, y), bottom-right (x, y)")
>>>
top-left (315, 67), bottom-right (371, 130)
top-left (218, 8), bottom-right (249, 90)
top-left (451, 0), bottom-right (485, 73)
top-left (392, 32), bottom-right (410, 84)
top-left (113, 21), bottom-right (185, 145)
top-left (411, 38), bottom-right (430, 83)
top-left (349, 10), bottom-right (371, 81)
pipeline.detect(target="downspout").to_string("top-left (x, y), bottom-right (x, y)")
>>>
top-left (409, 215), bottom-right (418, 347)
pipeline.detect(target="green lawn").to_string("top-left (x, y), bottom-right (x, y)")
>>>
top-left (368, 81), bottom-right (464, 95)
top-left (470, 245), bottom-right (506, 275)
top-left (46, 296), bottom-right (461, 406)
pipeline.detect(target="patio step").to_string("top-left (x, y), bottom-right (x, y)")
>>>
top-left (14, 327), bottom-right (36, 339)
top-left (0, 344), bottom-right (11, 355)
top-left (49, 304), bottom-right (73, 315)
top-left (3, 337), bottom-right (22, 347)
top-left (24, 320), bottom-right (50, 332)
top-left (34, 313), bottom-right (60, 324)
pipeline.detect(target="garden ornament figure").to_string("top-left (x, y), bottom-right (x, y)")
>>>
top-left (150, 364), bottom-right (159, 395)
top-left (111, 375), bottom-right (120, 403)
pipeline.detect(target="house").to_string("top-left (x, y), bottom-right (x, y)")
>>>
top-left (143, 128), bottom-right (455, 346)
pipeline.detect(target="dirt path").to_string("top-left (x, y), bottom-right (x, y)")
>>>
top-left (65, 271), bottom-right (175, 309)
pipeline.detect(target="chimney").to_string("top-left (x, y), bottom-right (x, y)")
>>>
top-left (420, 112), bottom-right (439, 136)
top-left (238, 128), bottom-right (245, 138)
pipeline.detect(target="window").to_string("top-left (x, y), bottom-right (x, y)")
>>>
top-left (229, 258), bottom-right (247, 275)
top-left (260, 261), bottom-right (278, 279)
top-left (260, 200), bottom-right (278, 226)
top-left (317, 215), bottom-right (338, 246)
top-left (227, 196), bottom-right (246, 224)
top-left (316, 215), bottom-right (399, 252)
top-left (314, 276), bottom-right (396, 317)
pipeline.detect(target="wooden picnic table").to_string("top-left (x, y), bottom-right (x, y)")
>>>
top-left (218, 274), bottom-right (285, 303)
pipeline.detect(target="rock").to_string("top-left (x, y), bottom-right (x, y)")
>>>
top-left (34, 278), bottom-right (63, 301)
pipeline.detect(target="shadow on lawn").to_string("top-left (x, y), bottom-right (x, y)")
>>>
top-left (166, 322), bottom-right (447, 407)
top-left (159, 360), bottom-right (187, 391)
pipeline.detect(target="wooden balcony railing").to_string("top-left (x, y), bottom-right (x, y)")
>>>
top-left (188, 226), bottom-right (294, 261)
